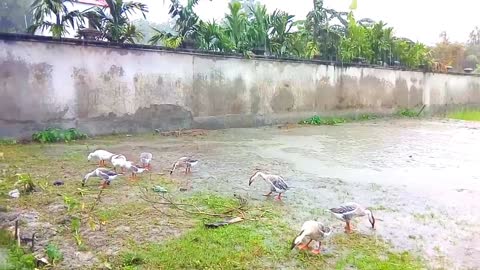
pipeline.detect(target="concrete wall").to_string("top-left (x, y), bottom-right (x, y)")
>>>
top-left (1, 37), bottom-right (480, 138)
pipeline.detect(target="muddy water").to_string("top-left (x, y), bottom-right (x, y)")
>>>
top-left (128, 119), bottom-right (480, 269)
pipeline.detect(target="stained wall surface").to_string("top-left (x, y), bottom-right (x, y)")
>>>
top-left (1, 38), bottom-right (480, 137)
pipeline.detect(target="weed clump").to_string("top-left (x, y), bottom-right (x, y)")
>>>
top-left (396, 108), bottom-right (418, 117)
top-left (32, 128), bottom-right (87, 143)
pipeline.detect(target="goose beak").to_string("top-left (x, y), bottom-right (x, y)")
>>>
top-left (248, 179), bottom-right (253, 186)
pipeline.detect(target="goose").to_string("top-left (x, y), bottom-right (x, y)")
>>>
top-left (126, 162), bottom-right (149, 180)
top-left (329, 202), bottom-right (375, 233)
top-left (140, 152), bottom-right (153, 169)
top-left (248, 171), bottom-right (289, 200)
top-left (111, 154), bottom-right (128, 172)
top-left (170, 157), bottom-right (199, 175)
top-left (82, 168), bottom-right (122, 188)
top-left (87, 150), bottom-right (115, 167)
top-left (291, 220), bottom-right (332, 254)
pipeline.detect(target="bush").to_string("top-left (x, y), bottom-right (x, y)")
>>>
top-left (32, 128), bottom-right (87, 143)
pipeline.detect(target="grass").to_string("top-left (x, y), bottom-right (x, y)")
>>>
top-left (300, 114), bottom-right (378, 126)
top-left (120, 223), bottom-right (268, 269)
top-left (0, 136), bottom-right (428, 270)
top-left (447, 109), bottom-right (480, 121)
top-left (333, 234), bottom-right (425, 270)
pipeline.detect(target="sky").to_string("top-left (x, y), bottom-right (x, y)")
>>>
top-left (137, 0), bottom-right (480, 45)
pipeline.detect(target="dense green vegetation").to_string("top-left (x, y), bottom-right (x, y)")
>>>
top-left (21, 0), bottom-right (438, 69)
top-left (32, 128), bottom-right (87, 143)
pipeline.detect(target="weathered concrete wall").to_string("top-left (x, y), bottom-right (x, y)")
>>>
top-left (1, 38), bottom-right (480, 138)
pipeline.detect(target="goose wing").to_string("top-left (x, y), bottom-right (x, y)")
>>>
top-left (330, 204), bottom-right (358, 215)
top-left (272, 178), bottom-right (289, 191)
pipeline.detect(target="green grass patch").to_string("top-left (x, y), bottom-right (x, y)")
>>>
top-left (447, 109), bottom-right (480, 121)
top-left (185, 193), bottom-right (239, 213)
top-left (396, 108), bottom-right (418, 117)
top-left (299, 114), bottom-right (378, 126)
top-left (334, 234), bottom-right (425, 270)
top-left (119, 222), bottom-right (268, 269)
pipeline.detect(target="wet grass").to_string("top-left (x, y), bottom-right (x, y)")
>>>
top-left (447, 109), bottom-right (480, 121)
top-left (333, 234), bottom-right (424, 270)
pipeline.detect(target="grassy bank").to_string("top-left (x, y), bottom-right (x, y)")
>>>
top-left (447, 109), bottom-right (480, 121)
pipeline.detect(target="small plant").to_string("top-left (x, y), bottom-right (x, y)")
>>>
top-left (46, 243), bottom-right (63, 265)
top-left (396, 108), bottom-right (417, 117)
top-left (14, 173), bottom-right (36, 193)
top-left (299, 115), bottom-right (347, 125)
top-left (63, 195), bottom-right (79, 213)
top-left (71, 217), bottom-right (83, 246)
top-left (32, 128), bottom-right (87, 143)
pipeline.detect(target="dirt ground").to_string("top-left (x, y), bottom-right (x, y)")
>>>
top-left (1, 118), bottom-right (479, 269)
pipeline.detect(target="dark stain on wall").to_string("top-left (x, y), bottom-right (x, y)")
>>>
top-left (76, 104), bottom-right (193, 135)
top-left (271, 83), bottom-right (295, 112)
top-left (190, 70), bottom-right (247, 116)
top-left (393, 78), bottom-right (409, 107)
top-left (0, 59), bottom-right (63, 122)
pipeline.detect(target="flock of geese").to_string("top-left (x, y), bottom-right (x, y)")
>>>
top-left (82, 149), bottom-right (375, 255)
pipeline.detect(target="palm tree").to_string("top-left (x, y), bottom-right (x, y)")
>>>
top-left (224, 1), bottom-right (249, 53)
top-left (247, 3), bottom-right (270, 54)
top-left (28, 0), bottom-right (85, 38)
top-left (269, 10), bottom-right (294, 56)
top-left (150, 0), bottom-right (202, 48)
top-left (89, 0), bottom-right (148, 43)
top-left (197, 20), bottom-right (233, 52)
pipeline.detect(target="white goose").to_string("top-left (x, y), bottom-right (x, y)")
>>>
top-left (248, 171), bottom-right (289, 200)
top-left (124, 161), bottom-right (149, 180)
top-left (82, 168), bottom-right (122, 188)
top-left (291, 220), bottom-right (332, 254)
top-left (140, 152), bottom-right (153, 169)
top-left (87, 150), bottom-right (115, 167)
top-left (111, 154), bottom-right (128, 172)
top-left (329, 202), bottom-right (375, 233)
top-left (170, 157), bottom-right (199, 175)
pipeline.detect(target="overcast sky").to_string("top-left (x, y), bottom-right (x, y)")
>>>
top-left (137, 0), bottom-right (480, 45)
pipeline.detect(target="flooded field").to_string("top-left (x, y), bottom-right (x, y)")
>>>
top-left (1, 118), bottom-right (479, 269)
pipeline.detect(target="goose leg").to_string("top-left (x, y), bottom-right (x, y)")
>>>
top-left (263, 191), bottom-right (272, 196)
top-left (311, 241), bottom-right (321, 254)
top-left (100, 181), bottom-right (108, 189)
top-left (275, 193), bottom-right (282, 200)
top-left (345, 221), bottom-right (353, 234)
top-left (298, 239), bottom-right (312, 250)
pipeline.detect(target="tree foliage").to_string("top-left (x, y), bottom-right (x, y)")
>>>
top-left (88, 0), bottom-right (148, 43)
top-left (25, 0), bottom-right (440, 70)
top-left (28, 0), bottom-right (85, 38)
